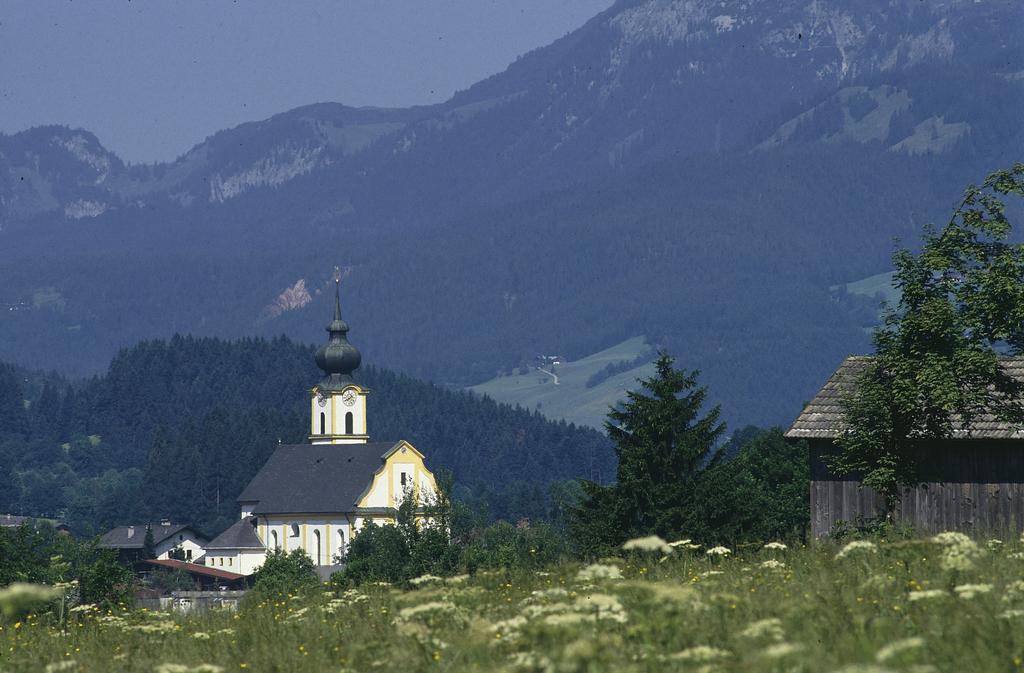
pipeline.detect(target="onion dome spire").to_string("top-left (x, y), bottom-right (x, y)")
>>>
top-left (314, 267), bottom-right (361, 390)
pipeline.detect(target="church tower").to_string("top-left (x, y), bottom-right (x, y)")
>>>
top-left (309, 270), bottom-right (368, 444)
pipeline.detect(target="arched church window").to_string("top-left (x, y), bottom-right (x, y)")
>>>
top-left (338, 530), bottom-right (346, 558)
top-left (313, 529), bottom-right (322, 565)
top-left (320, 412), bottom-right (326, 435)
top-left (271, 530), bottom-right (279, 548)
top-left (345, 412), bottom-right (353, 435)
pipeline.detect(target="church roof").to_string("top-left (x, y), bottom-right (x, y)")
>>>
top-left (238, 442), bottom-right (400, 515)
top-left (206, 516), bottom-right (265, 550)
top-left (786, 355), bottom-right (1024, 440)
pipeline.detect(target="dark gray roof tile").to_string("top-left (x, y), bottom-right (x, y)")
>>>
top-left (239, 442), bottom-right (399, 515)
top-left (100, 523), bottom-right (208, 549)
top-left (206, 516), bottom-right (265, 550)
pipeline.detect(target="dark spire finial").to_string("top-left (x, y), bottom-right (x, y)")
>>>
top-left (333, 266), bottom-right (343, 322)
top-left (315, 266), bottom-right (361, 389)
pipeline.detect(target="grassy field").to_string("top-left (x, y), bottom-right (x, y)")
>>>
top-left (3, 533), bottom-right (1024, 672)
top-left (469, 337), bottom-right (655, 430)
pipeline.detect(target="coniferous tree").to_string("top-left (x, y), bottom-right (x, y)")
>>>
top-left (0, 365), bottom-right (27, 438)
top-left (570, 353), bottom-right (725, 554)
top-left (142, 525), bottom-right (156, 560)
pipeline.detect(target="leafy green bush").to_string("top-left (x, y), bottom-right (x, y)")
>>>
top-left (337, 523), bottom-right (412, 585)
top-left (252, 548), bottom-right (319, 597)
top-left (460, 521), bottom-right (567, 572)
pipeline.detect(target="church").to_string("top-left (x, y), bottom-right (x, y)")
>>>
top-left (204, 275), bottom-right (440, 574)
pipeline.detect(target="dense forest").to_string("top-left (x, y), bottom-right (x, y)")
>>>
top-left (0, 336), bottom-right (614, 537)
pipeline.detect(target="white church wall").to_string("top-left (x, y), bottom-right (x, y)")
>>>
top-left (258, 515), bottom-right (353, 566)
top-left (239, 550), bottom-right (266, 575)
top-left (361, 474), bottom-right (389, 508)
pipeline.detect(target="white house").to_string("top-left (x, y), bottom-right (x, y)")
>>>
top-left (100, 521), bottom-right (209, 563)
top-left (204, 274), bottom-right (440, 575)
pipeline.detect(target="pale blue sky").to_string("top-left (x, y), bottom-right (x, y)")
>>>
top-left (0, 0), bottom-right (614, 164)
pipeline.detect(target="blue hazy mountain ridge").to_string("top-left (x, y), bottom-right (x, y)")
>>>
top-left (0, 0), bottom-right (1021, 428)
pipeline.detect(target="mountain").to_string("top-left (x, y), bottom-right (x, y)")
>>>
top-left (1, 0), bottom-right (1021, 428)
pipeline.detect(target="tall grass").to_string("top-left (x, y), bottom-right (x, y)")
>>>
top-left (2, 533), bottom-right (1023, 672)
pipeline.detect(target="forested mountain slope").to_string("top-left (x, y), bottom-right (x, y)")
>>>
top-left (1, 0), bottom-right (1020, 427)
top-left (0, 337), bottom-right (613, 535)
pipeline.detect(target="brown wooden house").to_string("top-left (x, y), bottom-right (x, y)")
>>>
top-left (787, 355), bottom-right (1024, 538)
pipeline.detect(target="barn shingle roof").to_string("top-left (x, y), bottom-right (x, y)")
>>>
top-left (238, 442), bottom-right (400, 515)
top-left (206, 516), bottom-right (264, 550)
top-left (786, 356), bottom-right (1024, 440)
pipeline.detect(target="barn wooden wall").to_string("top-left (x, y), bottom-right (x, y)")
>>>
top-left (810, 440), bottom-right (1024, 538)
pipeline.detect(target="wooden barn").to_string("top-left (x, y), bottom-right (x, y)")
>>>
top-left (787, 355), bottom-right (1024, 538)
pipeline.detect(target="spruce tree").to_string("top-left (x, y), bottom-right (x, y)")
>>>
top-left (142, 525), bottom-right (156, 560)
top-left (571, 352), bottom-right (724, 553)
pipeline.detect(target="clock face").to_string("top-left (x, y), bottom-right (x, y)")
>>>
top-left (316, 392), bottom-right (327, 407)
top-left (342, 389), bottom-right (357, 406)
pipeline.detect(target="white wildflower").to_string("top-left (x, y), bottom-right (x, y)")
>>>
top-left (999, 609), bottom-right (1024, 619)
top-left (398, 601), bottom-right (456, 620)
top-left (760, 559), bottom-right (786, 570)
top-left (669, 646), bottom-right (731, 662)
top-left (932, 531), bottom-right (983, 572)
top-left (44, 662), bottom-right (79, 673)
top-left (835, 540), bottom-right (877, 559)
top-left (954, 583), bottom-right (992, 599)
top-left (68, 603), bottom-right (96, 613)
top-left (192, 631), bottom-right (211, 640)
top-left (509, 651), bottom-right (553, 670)
top-left (446, 574), bottom-right (469, 584)
top-left (622, 535), bottom-right (673, 555)
top-left (761, 642), bottom-right (804, 659)
top-left (530, 588), bottom-right (569, 600)
top-left (284, 606), bottom-right (309, 622)
top-left (739, 617), bottom-right (785, 642)
top-left (409, 574), bottom-right (444, 586)
top-left (542, 612), bottom-right (593, 626)
top-left (574, 593), bottom-right (628, 623)
top-left (0, 582), bottom-right (61, 619)
top-left (489, 615), bottom-right (527, 641)
top-left (908, 590), bottom-right (948, 602)
top-left (986, 539), bottom-right (1003, 551)
top-left (576, 563), bottom-right (623, 581)
top-left (154, 666), bottom-right (190, 673)
top-left (669, 538), bottom-right (701, 550)
top-left (1004, 580), bottom-right (1024, 602)
top-left (706, 546), bottom-right (732, 557)
top-left (764, 542), bottom-right (788, 551)
top-left (700, 570), bottom-right (724, 578)
top-left (875, 637), bottom-right (924, 662)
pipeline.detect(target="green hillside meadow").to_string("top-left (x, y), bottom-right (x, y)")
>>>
top-left (4, 533), bottom-right (1024, 673)
top-left (470, 337), bottom-right (656, 430)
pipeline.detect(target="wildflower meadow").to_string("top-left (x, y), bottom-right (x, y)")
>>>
top-left (3, 532), bottom-right (1024, 673)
